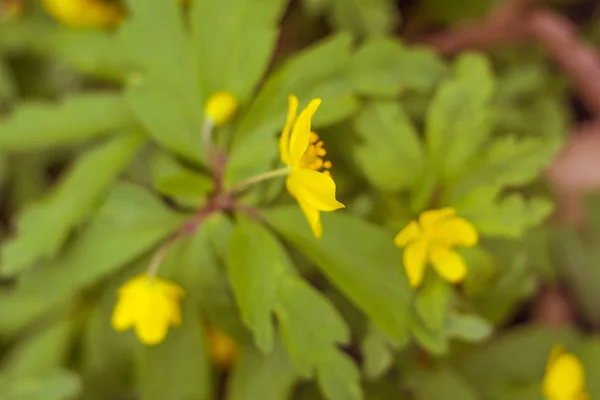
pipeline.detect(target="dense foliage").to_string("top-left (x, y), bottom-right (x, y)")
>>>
top-left (0, 0), bottom-right (599, 399)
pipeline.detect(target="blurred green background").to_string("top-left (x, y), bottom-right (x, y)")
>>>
top-left (1, 0), bottom-right (600, 399)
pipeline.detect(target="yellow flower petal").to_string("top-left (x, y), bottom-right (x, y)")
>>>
top-left (279, 95), bottom-right (298, 166)
top-left (135, 316), bottom-right (171, 346)
top-left (157, 279), bottom-right (186, 300)
top-left (289, 99), bottom-right (321, 169)
top-left (42, 0), bottom-right (123, 29)
top-left (111, 294), bottom-right (136, 331)
top-left (167, 299), bottom-right (183, 326)
top-left (394, 220), bottom-right (421, 247)
top-left (111, 274), bottom-right (184, 345)
top-left (429, 246), bottom-right (468, 284)
top-left (403, 238), bottom-right (428, 288)
top-left (547, 345), bottom-right (565, 369)
top-left (286, 169), bottom-right (344, 212)
top-left (297, 197), bottom-right (322, 239)
top-left (429, 216), bottom-right (479, 247)
top-left (542, 350), bottom-right (587, 400)
top-left (419, 207), bottom-right (456, 230)
top-left (134, 289), bottom-right (174, 345)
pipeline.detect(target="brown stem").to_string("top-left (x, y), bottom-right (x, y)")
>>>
top-left (529, 9), bottom-right (600, 116)
top-left (417, 2), bottom-right (600, 119)
top-left (416, 0), bottom-right (531, 55)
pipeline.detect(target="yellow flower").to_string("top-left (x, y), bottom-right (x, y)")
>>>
top-left (394, 207), bottom-right (478, 288)
top-left (279, 95), bottom-right (345, 238)
top-left (542, 345), bottom-right (589, 400)
top-left (207, 327), bottom-right (239, 369)
top-left (204, 91), bottom-right (239, 126)
top-left (41, 0), bottom-right (124, 29)
top-left (111, 274), bottom-right (184, 345)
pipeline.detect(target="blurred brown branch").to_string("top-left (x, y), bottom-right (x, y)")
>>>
top-left (419, 1), bottom-right (600, 118)
top-left (419, 0), bottom-right (532, 55)
top-left (418, 0), bottom-right (600, 225)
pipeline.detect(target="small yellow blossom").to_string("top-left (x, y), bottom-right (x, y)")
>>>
top-left (394, 207), bottom-right (478, 288)
top-left (41, 0), bottom-right (124, 29)
top-left (111, 274), bottom-right (184, 346)
top-left (542, 345), bottom-right (589, 400)
top-left (207, 327), bottom-right (239, 369)
top-left (204, 91), bottom-right (239, 126)
top-left (279, 95), bottom-right (344, 238)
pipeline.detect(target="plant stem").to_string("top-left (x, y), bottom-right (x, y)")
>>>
top-left (229, 167), bottom-right (290, 194)
top-left (147, 235), bottom-right (178, 281)
top-left (202, 119), bottom-right (215, 164)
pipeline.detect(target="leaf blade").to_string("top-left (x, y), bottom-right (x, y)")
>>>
top-left (1, 133), bottom-right (145, 276)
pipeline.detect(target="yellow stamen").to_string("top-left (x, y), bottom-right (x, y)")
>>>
top-left (300, 132), bottom-right (333, 176)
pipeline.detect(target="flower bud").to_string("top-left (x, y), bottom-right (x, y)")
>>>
top-left (204, 91), bottom-right (238, 126)
top-left (207, 327), bottom-right (238, 369)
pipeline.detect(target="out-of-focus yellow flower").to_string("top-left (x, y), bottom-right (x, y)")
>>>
top-left (111, 274), bottom-right (184, 346)
top-left (41, 0), bottom-right (124, 29)
top-left (394, 207), bottom-right (478, 288)
top-left (542, 345), bottom-right (589, 400)
top-left (207, 327), bottom-right (238, 369)
top-left (204, 91), bottom-right (238, 126)
top-left (279, 95), bottom-right (344, 238)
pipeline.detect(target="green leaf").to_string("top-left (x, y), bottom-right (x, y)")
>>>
top-left (456, 325), bottom-right (579, 396)
top-left (119, 0), bottom-right (205, 163)
top-left (353, 100), bottom-right (423, 192)
top-left (327, 0), bottom-right (399, 37)
top-left (0, 183), bottom-right (186, 334)
top-left (263, 206), bottom-right (412, 345)
top-left (0, 152), bottom-right (7, 188)
top-left (419, 0), bottom-right (498, 23)
top-left (316, 352), bottom-right (363, 400)
top-left (456, 187), bottom-right (553, 238)
top-left (151, 151), bottom-right (213, 203)
top-left (415, 275), bottom-right (453, 333)
top-left (301, 0), bottom-right (333, 15)
top-left (227, 216), bottom-right (279, 352)
top-left (275, 275), bottom-right (350, 376)
top-left (1, 133), bottom-right (145, 276)
top-left (226, 338), bottom-right (299, 400)
top-left (556, 227), bottom-right (600, 328)
top-left (275, 275), bottom-right (362, 400)
top-left (578, 337), bottom-right (600, 399)
top-left (426, 53), bottom-right (495, 179)
top-left (190, 0), bottom-right (287, 102)
top-left (186, 214), bottom-right (252, 343)
top-left (351, 38), bottom-right (447, 97)
top-left (80, 293), bottom-right (139, 400)
top-left (226, 33), bottom-right (357, 187)
top-left (445, 312), bottom-right (492, 342)
top-left (1, 319), bottom-right (73, 378)
top-left (409, 315), bottom-right (448, 356)
top-left (46, 29), bottom-right (131, 80)
top-left (448, 136), bottom-right (560, 202)
top-left (138, 303), bottom-right (212, 400)
top-left (415, 367), bottom-right (478, 400)
top-left (467, 243), bottom-right (536, 325)
top-left (0, 57), bottom-right (16, 103)
top-left (0, 369), bottom-right (81, 400)
top-left (361, 323), bottom-right (397, 380)
top-left (0, 93), bottom-right (135, 151)
top-left (126, 78), bottom-right (205, 163)
top-left (0, 21), bottom-right (128, 80)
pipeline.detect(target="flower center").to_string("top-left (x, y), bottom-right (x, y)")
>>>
top-left (300, 132), bottom-right (332, 177)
